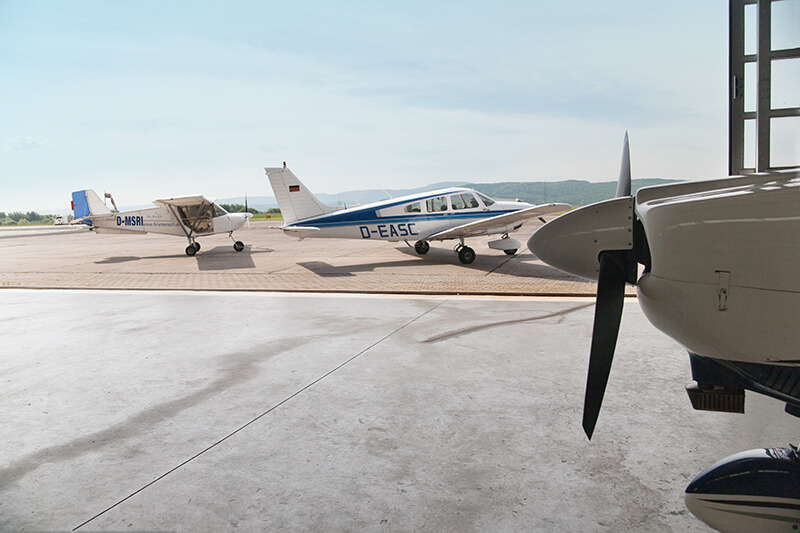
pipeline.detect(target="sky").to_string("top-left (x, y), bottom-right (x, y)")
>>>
top-left (0, 1), bottom-right (797, 212)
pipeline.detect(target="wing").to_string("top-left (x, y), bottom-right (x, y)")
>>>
top-left (426, 203), bottom-right (571, 241)
top-left (152, 196), bottom-right (210, 208)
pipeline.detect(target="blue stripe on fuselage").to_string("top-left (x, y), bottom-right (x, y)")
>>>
top-left (285, 209), bottom-right (519, 230)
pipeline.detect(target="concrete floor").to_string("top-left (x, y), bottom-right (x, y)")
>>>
top-left (1, 290), bottom-right (796, 532)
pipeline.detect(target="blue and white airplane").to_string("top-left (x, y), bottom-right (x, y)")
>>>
top-left (71, 189), bottom-right (252, 256)
top-left (265, 165), bottom-right (570, 264)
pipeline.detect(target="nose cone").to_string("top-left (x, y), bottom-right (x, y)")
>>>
top-left (527, 197), bottom-right (635, 281)
top-left (685, 447), bottom-right (800, 533)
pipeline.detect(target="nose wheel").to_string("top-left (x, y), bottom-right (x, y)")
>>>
top-left (230, 232), bottom-right (245, 252)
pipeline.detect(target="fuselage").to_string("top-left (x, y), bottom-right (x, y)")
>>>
top-left (283, 187), bottom-right (533, 241)
top-left (89, 205), bottom-right (249, 237)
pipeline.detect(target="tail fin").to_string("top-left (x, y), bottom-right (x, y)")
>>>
top-left (264, 166), bottom-right (336, 224)
top-left (71, 189), bottom-right (112, 220)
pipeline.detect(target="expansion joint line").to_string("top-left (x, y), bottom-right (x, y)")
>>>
top-left (73, 298), bottom-right (449, 531)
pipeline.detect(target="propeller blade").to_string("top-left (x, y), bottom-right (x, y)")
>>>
top-left (583, 251), bottom-right (628, 439)
top-left (616, 132), bottom-right (631, 198)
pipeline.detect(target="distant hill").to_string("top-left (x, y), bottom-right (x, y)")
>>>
top-left (220, 182), bottom-right (468, 210)
top-left (467, 178), bottom-right (682, 206)
top-left (37, 178), bottom-right (682, 215)
top-left (221, 178), bottom-right (682, 211)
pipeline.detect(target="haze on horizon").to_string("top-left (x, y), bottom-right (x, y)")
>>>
top-left (1, 1), bottom-right (798, 213)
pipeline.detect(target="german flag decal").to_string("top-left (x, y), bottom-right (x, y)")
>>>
top-left (289, 185), bottom-right (300, 192)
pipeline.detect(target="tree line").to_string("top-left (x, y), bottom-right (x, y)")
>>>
top-left (218, 204), bottom-right (281, 215)
top-left (0, 211), bottom-right (60, 226)
top-left (2, 180), bottom-right (680, 226)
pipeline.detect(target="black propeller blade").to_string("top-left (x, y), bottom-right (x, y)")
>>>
top-left (583, 132), bottom-right (635, 440)
top-left (583, 251), bottom-right (629, 439)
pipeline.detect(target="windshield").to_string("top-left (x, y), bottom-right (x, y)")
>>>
top-left (476, 192), bottom-right (494, 206)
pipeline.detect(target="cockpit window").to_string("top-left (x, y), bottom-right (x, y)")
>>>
top-left (450, 194), bottom-right (466, 210)
top-left (426, 196), bottom-right (448, 212)
top-left (476, 192), bottom-right (494, 206)
top-left (404, 202), bottom-right (421, 213)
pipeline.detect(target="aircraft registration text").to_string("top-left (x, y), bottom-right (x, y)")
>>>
top-left (117, 216), bottom-right (144, 227)
top-left (359, 223), bottom-right (418, 239)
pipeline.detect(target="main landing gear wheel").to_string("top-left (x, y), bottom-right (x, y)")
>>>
top-left (233, 241), bottom-right (245, 252)
top-left (185, 245), bottom-right (197, 256)
top-left (414, 240), bottom-right (430, 255)
top-left (193, 242), bottom-right (201, 252)
top-left (458, 246), bottom-right (476, 264)
top-left (504, 249), bottom-right (517, 256)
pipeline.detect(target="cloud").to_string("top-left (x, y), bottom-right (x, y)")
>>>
top-left (9, 136), bottom-right (48, 151)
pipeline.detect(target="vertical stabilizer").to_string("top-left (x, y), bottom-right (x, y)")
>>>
top-left (264, 166), bottom-right (336, 224)
top-left (71, 189), bottom-right (112, 219)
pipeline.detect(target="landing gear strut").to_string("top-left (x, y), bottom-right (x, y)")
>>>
top-left (230, 232), bottom-right (245, 252)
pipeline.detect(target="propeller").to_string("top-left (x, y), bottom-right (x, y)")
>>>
top-left (245, 193), bottom-right (251, 228)
top-left (528, 132), bottom-right (644, 440)
top-left (583, 132), bottom-right (637, 439)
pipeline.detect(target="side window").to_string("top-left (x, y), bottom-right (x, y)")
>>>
top-left (460, 193), bottom-right (479, 209)
top-left (426, 196), bottom-right (448, 212)
top-left (404, 202), bottom-right (421, 213)
top-left (450, 194), bottom-right (466, 210)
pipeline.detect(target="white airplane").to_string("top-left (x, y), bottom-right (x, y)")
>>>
top-left (528, 134), bottom-right (800, 533)
top-left (265, 164), bottom-right (570, 264)
top-left (70, 189), bottom-right (252, 256)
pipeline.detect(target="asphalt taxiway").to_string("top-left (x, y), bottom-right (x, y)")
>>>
top-left (0, 222), bottom-right (605, 294)
top-left (1, 225), bottom-right (795, 531)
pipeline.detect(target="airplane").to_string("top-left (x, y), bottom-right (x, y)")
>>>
top-left (265, 164), bottom-right (570, 264)
top-left (70, 189), bottom-right (253, 256)
top-left (527, 134), bottom-right (800, 532)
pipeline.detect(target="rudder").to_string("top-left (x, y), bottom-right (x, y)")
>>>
top-left (264, 166), bottom-right (336, 224)
top-left (71, 189), bottom-right (112, 219)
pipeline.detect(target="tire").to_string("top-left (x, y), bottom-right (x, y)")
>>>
top-left (414, 240), bottom-right (430, 255)
top-left (233, 241), bottom-right (245, 252)
top-left (193, 242), bottom-right (201, 251)
top-left (504, 249), bottom-right (517, 256)
top-left (185, 245), bottom-right (197, 256)
top-left (458, 246), bottom-right (476, 264)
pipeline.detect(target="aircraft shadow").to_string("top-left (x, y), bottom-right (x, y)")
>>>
top-left (298, 247), bottom-right (588, 283)
top-left (94, 247), bottom-right (273, 271)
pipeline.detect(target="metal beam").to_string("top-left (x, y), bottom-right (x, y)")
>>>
top-left (756, 0), bottom-right (771, 172)
top-left (729, 0), bottom-right (746, 175)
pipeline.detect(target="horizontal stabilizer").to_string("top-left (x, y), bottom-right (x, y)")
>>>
top-left (282, 226), bottom-right (321, 239)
